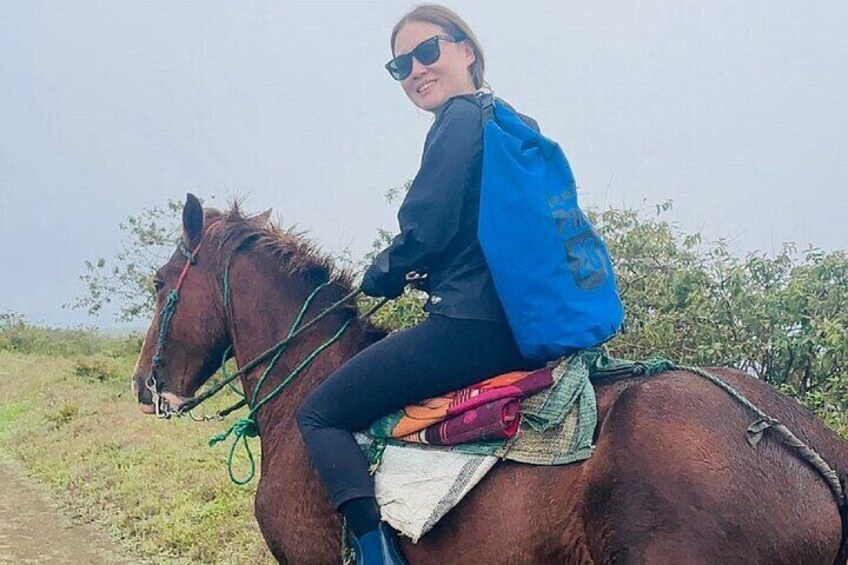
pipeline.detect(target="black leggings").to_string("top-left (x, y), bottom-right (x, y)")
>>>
top-left (296, 313), bottom-right (542, 509)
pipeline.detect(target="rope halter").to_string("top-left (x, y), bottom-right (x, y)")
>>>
top-left (144, 236), bottom-right (204, 419)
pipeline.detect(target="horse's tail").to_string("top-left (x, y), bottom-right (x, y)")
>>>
top-left (834, 473), bottom-right (848, 565)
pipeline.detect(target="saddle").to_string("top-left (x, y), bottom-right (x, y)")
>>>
top-left (369, 367), bottom-right (554, 446)
top-left (356, 351), bottom-right (622, 541)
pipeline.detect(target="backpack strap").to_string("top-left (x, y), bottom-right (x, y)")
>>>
top-left (478, 91), bottom-right (494, 127)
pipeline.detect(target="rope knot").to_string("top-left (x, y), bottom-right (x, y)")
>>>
top-left (207, 416), bottom-right (260, 486)
top-left (208, 417), bottom-right (259, 447)
top-left (232, 417), bottom-right (260, 439)
top-left (632, 358), bottom-right (677, 376)
top-left (746, 417), bottom-right (777, 448)
top-left (178, 239), bottom-right (198, 263)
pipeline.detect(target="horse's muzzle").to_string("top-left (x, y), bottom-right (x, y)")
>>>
top-left (131, 375), bottom-right (156, 414)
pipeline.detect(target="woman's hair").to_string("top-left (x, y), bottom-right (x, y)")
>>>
top-left (390, 4), bottom-right (486, 90)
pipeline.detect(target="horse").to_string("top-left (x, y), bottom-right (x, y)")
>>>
top-left (132, 194), bottom-right (848, 564)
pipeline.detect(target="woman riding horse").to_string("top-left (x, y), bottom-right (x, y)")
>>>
top-left (130, 4), bottom-right (848, 564)
top-left (296, 5), bottom-right (544, 564)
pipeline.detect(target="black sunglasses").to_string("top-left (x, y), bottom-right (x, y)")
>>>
top-left (385, 34), bottom-right (464, 81)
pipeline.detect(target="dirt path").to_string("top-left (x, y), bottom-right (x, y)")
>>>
top-left (0, 460), bottom-right (133, 564)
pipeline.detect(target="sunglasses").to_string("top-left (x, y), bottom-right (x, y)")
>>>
top-left (385, 34), bottom-right (464, 81)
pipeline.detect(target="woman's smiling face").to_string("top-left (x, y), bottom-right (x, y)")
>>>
top-left (392, 21), bottom-right (477, 112)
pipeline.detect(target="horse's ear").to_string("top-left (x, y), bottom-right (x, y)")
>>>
top-left (254, 208), bottom-right (273, 227)
top-left (182, 193), bottom-right (204, 247)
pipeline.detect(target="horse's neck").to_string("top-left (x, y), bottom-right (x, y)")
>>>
top-left (225, 252), bottom-right (375, 450)
top-left (219, 252), bottom-right (381, 553)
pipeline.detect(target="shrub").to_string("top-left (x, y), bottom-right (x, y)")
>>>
top-left (0, 312), bottom-right (142, 358)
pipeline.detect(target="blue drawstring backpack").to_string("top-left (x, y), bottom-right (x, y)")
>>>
top-left (478, 93), bottom-right (624, 361)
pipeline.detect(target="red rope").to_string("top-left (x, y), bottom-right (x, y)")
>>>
top-left (175, 239), bottom-right (204, 291)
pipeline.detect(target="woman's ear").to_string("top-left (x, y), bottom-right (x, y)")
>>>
top-left (461, 40), bottom-right (477, 66)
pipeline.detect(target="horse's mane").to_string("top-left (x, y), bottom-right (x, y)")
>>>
top-left (202, 202), bottom-right (356, 293)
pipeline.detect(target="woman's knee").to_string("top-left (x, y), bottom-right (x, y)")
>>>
top-left (296, 390), bottom-right (325, 437)
top-left (296, 378), bottom-right (353, 437)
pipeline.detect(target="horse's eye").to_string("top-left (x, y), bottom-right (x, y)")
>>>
top-left (153, 278), bottom-right (165, 292)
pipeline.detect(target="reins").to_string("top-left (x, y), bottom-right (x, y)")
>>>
top-left (176, 284), bottom-right (383, 416)
top-left (143, 235), bottom-right (389, 484)
top-left (206, 284), bottom-right (388, 485)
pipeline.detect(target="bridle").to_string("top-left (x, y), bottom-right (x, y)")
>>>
top-left (142, 234), bottom-right (388, 422)
top-left (144, 237), bottom-right (205, 419)
top-left (141, 231), bottom-right (389, 484)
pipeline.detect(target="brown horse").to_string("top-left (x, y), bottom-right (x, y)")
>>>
top-left (132, 194), bottom-right (848, 565)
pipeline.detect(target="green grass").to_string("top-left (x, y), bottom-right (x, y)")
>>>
top-left (1, 320), bottom-right (845, 564)
top-left (0, 351), bottom-right (275, 564)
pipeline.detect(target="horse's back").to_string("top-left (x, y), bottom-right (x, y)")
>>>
top-left (410, 368), bottom-right (846, 564)
top-left (582, 368), bottom-right (843, 564)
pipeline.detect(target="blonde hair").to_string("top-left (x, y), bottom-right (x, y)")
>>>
top-left (390, 4), bottom-right (486, 90)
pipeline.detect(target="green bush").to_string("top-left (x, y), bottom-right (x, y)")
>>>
top-left (364, 202), bottom-right (848, 422)
top-left (45, 402), bottom-right (80, 430)
top-left (594, 204), bottom-right (848, 401)
top-left (0, 312), bottom-right (142, 358)
top-left (73, 357), bottom-right (119, 383)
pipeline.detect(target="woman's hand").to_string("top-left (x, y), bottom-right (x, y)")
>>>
top-left (360, 273), bottom-right (404, 299)
top-left (405, 271), bottom-right (429, 292)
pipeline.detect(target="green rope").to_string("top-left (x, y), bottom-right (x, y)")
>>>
top-left (150, 248), bottom-right (389, 489)
top-left (257, 320), bottom-right (351, 414)
top-left (151, 290), bottom-right (179, 370)
top-left (207, 293), bottom-right (388, 486)
top-left (631, 358), bottom-right (678, 377)
top-left (181, 284), bottom-right (364, 414)
top-left (289, 282), bottom-right (334, 336)
top-left (208, 417), bottom-right (260, 485)
top-left (248, 282), bottom-right (333, 409)
top-left (593, 353), bottom-right (845, 508)
top-left (219, 345), bottom-right (244, 398)
top-left (209, 282), bottom-right (357, 485)
top-left (249, 347), bottom-right (288, 411)
top-left (674, 364), bottom-right (845, 507)
top-left (210, 324), bottom-right (352, 484)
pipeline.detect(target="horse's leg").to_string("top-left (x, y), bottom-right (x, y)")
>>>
top-left (583, 373), bottom-right (841, 565)
top-left (253, 456), bottom-right (342, 565)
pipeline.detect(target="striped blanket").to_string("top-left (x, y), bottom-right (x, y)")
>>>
top-left (369, 368), bottom-right (554, 445)
top-left (356, 350), bottom-right (626, 541)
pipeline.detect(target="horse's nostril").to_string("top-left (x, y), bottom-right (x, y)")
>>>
top-left (133, 377), bottom-right (154, 405)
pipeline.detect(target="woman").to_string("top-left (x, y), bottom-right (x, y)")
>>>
top-left (296, 5), bottom-right (541, 564)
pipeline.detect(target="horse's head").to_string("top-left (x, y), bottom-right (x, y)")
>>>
top-left (131, 193), bottom-right (232, 415)
top-left (132, 193), bottom-right (366, 417)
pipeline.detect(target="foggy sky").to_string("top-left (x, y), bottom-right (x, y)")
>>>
top-left (1, 1), bottom-right (846, 327)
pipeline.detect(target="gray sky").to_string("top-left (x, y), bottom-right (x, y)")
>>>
top-left (1, 1), bottom-right (846, 327)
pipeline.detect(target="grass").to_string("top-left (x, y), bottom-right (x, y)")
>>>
top-left (1, 320), bottom-right (846, 564)
top-left (0, 351), bottom-right (275, 564)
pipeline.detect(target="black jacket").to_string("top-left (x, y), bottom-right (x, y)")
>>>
top-left (361, 93), bottom-right (539, 321)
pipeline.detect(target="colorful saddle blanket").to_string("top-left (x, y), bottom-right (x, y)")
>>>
top-left (356, 350), bottom-right (629, 541)
top-left (371, 368), bottom-right (554, 446)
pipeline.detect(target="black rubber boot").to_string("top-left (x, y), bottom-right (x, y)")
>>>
top-left (350, 522), bottom-right (409, 565)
